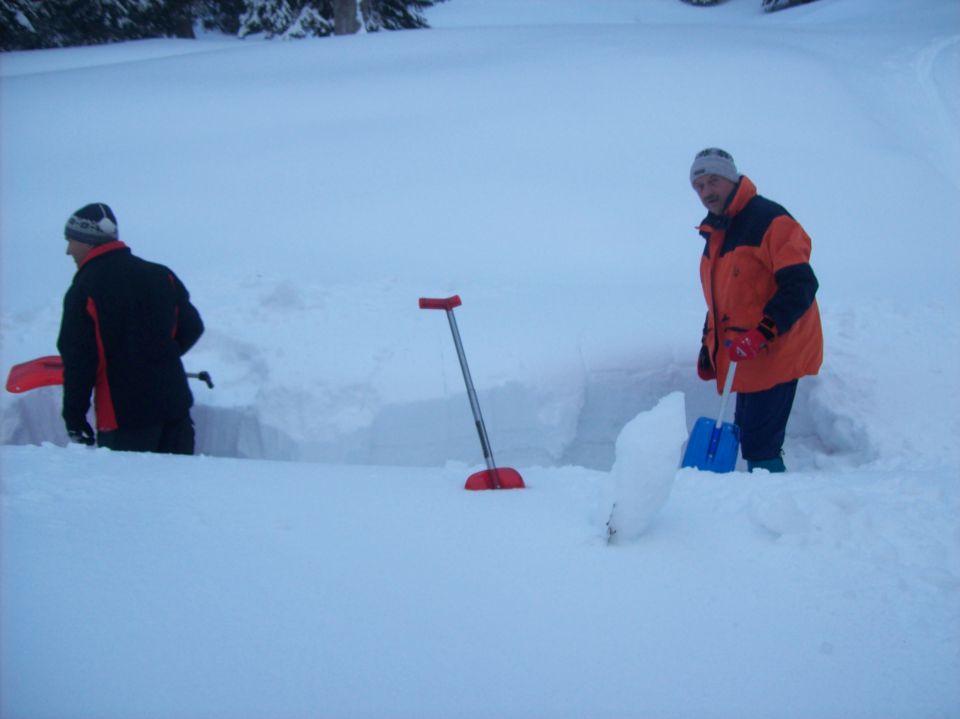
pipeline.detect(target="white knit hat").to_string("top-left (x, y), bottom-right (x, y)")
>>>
top-left (690, 148), bottom-right (739, 185)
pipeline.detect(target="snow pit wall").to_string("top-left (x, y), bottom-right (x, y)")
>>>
top-left (1, 366), bottom-right (873, 471)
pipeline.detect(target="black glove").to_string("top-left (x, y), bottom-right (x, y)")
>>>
top-left (697, 345), bottom-right (716, 381)
top-left (66, 418), bottom-right (95, 446)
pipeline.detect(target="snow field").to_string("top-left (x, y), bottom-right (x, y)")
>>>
top-left (2, 0), bottom-right (959, 716)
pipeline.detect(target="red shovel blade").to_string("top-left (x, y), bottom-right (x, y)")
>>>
top-left (465, 467), bottom-right (525, 491)
top-left (5, 355), bottom-right (64, 393)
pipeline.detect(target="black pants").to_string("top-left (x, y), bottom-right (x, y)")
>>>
top-left (734, 379), bottom-right (798, 462)
top-left (98, 415), bottom-right (195, 455)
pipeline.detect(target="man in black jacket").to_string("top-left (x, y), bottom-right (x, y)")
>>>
top-left (57, 203), bottom-right (204, 454)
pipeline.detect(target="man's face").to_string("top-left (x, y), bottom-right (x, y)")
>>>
top-left (692, 174), bottom-right (737, 215)
top-left (65, 239), bottom-right (91, 267)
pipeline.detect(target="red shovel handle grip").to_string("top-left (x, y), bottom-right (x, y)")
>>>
top-left (419, 295), bottom-right (462, 311)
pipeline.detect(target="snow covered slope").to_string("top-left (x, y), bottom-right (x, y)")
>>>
top-left (2, 0), bottom-right (958, 716)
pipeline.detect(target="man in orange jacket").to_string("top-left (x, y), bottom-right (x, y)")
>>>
top-left (690, 148), bottom-right (823, 472)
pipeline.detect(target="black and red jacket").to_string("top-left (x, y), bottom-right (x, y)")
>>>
top-left (57, 241), bottom-right (204, 431)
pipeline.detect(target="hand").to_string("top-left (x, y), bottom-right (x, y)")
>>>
top-left (697, 345), bottom-right (716, 381)
top-left (727, 329), bottom-right (768, 361)
top-left (66, 418), bottom-right (95, 446)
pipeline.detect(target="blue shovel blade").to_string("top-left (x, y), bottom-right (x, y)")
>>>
top-left (681, 416), bottom-right (741, 473)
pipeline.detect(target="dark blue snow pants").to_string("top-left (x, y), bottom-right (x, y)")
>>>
top-left (97, 415), bottom-right (195, 455)
top-left (734, 379), bottom-right (798, 463)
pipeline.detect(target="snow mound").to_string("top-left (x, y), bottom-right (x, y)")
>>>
top-left (604, 391), bottom-right (687, 543)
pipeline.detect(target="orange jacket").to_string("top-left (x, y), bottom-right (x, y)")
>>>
top-left (698, 176), bottom-right (823, 394)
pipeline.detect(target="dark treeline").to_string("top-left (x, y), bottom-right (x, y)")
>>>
top-left (1, 0), bottom-right (445, 51)
top-left (2, 0), bottom-right (821, 52)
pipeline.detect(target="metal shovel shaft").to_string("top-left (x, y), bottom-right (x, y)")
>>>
top-left (715, 361), bottom-right (737, 430)
top-left (444, 308), bottom-right (498, 475)
top-left (708, 361), bottom-right (737, 461)
top-left (419, 295), bottom-right (524, 490)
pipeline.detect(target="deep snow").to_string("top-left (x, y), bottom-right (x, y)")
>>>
top-left (1, 0), bottom-right (959, 717)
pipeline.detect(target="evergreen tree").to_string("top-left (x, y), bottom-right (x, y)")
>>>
top-left (236, 0), bottom-right (439, 39)
top-left (194, 0), bottom-right (246, 34)
top-left (363, 0), bottom-right (432, 31)
top-left (1, 1), bottom-right (53, 50)
top-left (1, 0), bottom-right (443, 50)
top-left (237, 0), bottom-right (330, 38)
top-left (678, 0), bottom-right (821, 8)
top-left (762, 0), bottom-right (819, 12)
top-left (2, 0), bottom-right (197, 49)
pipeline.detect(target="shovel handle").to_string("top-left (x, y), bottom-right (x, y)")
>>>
top-left (703, 363), bottom-right (738, 462)
top-left (715, 361), bottom-right (737, 430)
top-left (419, 296), bottom-right (462, 311)
top-left (187, 371), bottom-right (214, 389)
top-left (419, 292), bottom-right (501, 477)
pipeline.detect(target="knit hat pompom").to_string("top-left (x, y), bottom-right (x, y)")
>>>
top-left (690, 148), bottom-right (739, 186)
top-left (65, 203), bottom-right (118, 245)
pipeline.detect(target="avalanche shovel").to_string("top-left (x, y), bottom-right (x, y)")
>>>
top-left (5, 355), bottom-right (64, 393)
top-left (419, 295), bottom-right (525, 491)
top-left (5, 355), bottom-right (214, 393)
top-left (681, 361), bottom-right (741, 472)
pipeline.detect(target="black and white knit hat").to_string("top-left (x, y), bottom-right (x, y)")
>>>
top-left (690, 148), bottom-right (740, 185)
top-left (65, 203), bottom-right (118, 245)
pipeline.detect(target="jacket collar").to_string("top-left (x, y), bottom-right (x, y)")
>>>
top-left (724, 175), bottom-right (757, 218)
top-left (698, 175), bottom-right (758, 236)
top-left (78, 240), bottom-right (129, 270)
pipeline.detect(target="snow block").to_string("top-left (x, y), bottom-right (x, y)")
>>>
top-left (606, 392), bottom-right (687, 542)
